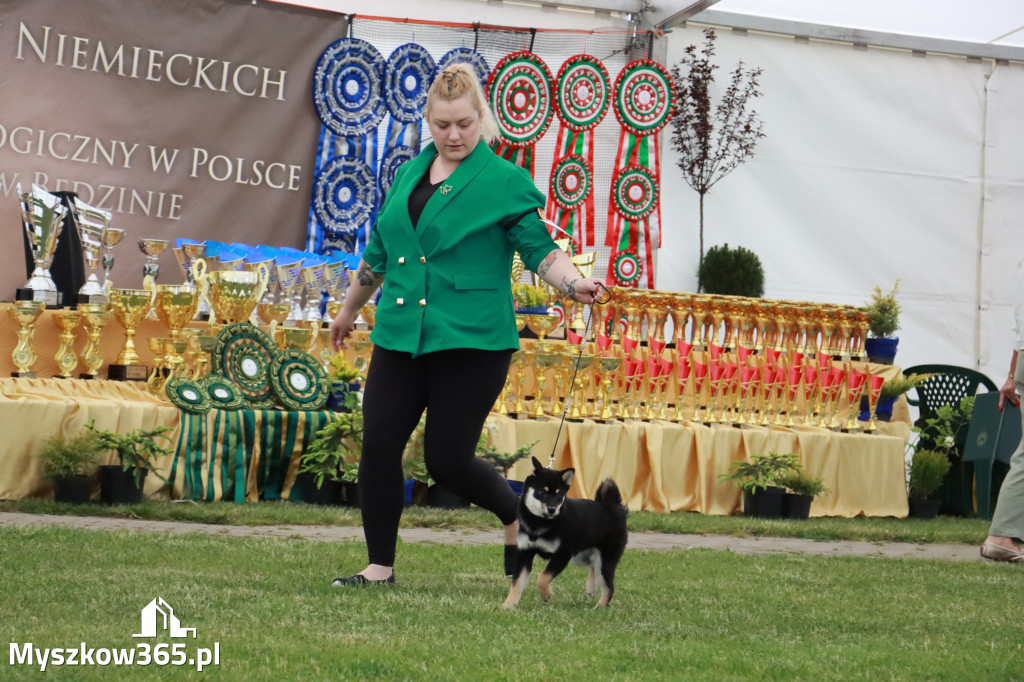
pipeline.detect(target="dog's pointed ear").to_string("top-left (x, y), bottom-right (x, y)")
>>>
top-left (561, 468), bottom-right (575, 487)
top-left (532, 456), bottom-right (544, 472)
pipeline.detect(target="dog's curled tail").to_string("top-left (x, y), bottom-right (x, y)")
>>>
top-left (595, 478), bottom-right (624, 508)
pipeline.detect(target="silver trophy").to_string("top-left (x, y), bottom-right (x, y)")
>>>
top-left (276, 260), bottom-right (305, 323)
top-left (70, 198), bottom-right (111, 304)
top-left (101, 227), bottom-right (125, 293)
top-left (300, 261), bottom-right (327, 322)
top-left (139, 238), bottom-right (170, 282)
top-left (322, 259), bottom-right (349, 323)
top-left (17, 183), bottom-right (66, 306)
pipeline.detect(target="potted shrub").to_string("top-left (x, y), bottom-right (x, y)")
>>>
top-left (84, 421), bottom-right (172, 505)
top-left (861, 372), bottom-right (935, 422)
top-left (907, 449), bottom-right (951, 519)
top-left (697, 243), bottom-right (765, 297)
top-left (912, 396), bottom-right (975, 516)
top-left (774, 470), bottom-right (829, 520)
top-left (477, 437), bottom-right (539, 497)
top-left (38, 430), bottom-right (101, 504)
top-left (298, 392), bottom-right (362, 506)
top-left (324, 352), bottom-right (362, 412)
top-left (720, 451), bottom-right (801, 518)
top-left (513, 282), bottom-right (549, 314)
top-left (863, 281), bottom-right (901, 364)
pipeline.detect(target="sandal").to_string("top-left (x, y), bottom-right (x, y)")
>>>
top-left (332, 573), bottom-right (396, 587)
top-left (980, 540), bottom-right (1024, 563)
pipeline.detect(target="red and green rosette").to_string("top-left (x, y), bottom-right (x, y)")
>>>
top-left (544, 55), bottom-right (610, 250)
top-left (488, 51), bottom-right (555, 176)
top-left (606, 59), bottom-right (673, 289)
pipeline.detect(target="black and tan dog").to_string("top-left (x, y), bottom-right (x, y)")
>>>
top-left (503, 457), bottom-right (628, 609)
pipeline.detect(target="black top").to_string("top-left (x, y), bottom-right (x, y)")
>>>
top-left (407, 170), bottom-right (442, 229)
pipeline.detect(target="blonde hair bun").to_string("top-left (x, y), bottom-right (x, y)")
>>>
top-left (426, 64), bottom-right (499, 143)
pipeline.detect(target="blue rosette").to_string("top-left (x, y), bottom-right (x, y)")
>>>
top-left (312, 157), bottom-right (376, 235)
top-left (437, 47), bottom-right (489, 91)
top-left (385, 43), bottom-right (436, 124)
top-left (312, 37), bottom-right (386, 137)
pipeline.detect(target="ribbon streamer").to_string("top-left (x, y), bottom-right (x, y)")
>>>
top-left (378, 43), bottom-right (436, 209)
top-left (309, 38), bottom-right (386, 259)
top-left (606, 59), bottom-right (673, 289)
top-left (544, 55), bottom-right (610, 250)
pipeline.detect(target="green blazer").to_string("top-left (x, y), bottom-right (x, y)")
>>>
top-left (362, 141), bottom-right (557, 357)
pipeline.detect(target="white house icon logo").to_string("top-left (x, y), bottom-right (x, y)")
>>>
top-left (133, 598), bottom-right (197, 639)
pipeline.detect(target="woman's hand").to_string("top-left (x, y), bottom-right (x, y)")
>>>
top-left (999, 375), bottom-right (1020, 411)
top-left (568, 277), bottom-right (608, 305)
top-left (330, 306), bottom-right (359, 351)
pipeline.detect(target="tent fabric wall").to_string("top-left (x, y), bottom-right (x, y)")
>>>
top-left (660, 23), bottom-right (1024, 384)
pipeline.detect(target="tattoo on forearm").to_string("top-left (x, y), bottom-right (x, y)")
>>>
top-left (536, 250), bottom-right (559, 278)
top-left (357, 262), bottom-right (383, 288)
top-left (559, 277), bottom-right (579, 301)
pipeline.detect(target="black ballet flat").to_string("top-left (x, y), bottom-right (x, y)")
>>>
top-left (332, 573), bottom-right (395, 587)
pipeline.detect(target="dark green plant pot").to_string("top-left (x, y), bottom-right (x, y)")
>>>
top-left (427, 484), bottom-right (470, 509)
top-left (299, 472), bottom-right (343, 506)
top-left (342, 481), bottom-right (359, 508)
top-left (908, 498), bottom-right (940, 520)
top-left (52, 475), bottom-right (93, 505)
top-left (743, 486), bottom-right (785, 519)
top-left (99, 465), bottom-right (146, 505)
top-left (864, 337), bottom-right (899, 365)
top-left (783, 493), bottom-right (813, 520)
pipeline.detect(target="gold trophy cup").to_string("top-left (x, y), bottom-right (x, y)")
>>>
top-left (78, 303), bottom-right (111, 379)
top-left (100, 227), bottom-right (125, 295)
top-left (51, 310), bottom-right (82, 379)
top-left (108, 288), bottom-right (156, 381)
top-left (194, 259), bottom-right (269, 327)
top-left (9, 300), bottom-right (46, 377)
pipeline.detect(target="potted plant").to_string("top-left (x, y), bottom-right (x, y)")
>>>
top-left (84, 421), bottom-right (172, 505)
top-left (298, 392), bottom-right (362, 506)
top-left (720, 451), bottom-right (801, 518)
top-left (861, 372), bottom-right (936, 422)
top-left (774, 470), bottom-right (829, 520)
top-left (907, 449), bottom-right (951, 519)
top-left (324, 352), bottom-right (362, 412)
top-left (477, 437), bottom-right (539, 497)
top-left (696, 243), bottom-right (765, 297)
top-left (513, 282), bottom-right (549, 314)
top-left (912, 395), bottom-right (976, 516)
top-left (38, 430), bottom-right (101, 504)
top-left (863, 281), bottom-right (901, 364)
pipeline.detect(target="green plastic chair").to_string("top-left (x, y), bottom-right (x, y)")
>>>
top-left (903, 364), bottom-right (998, 516)
top-left (903, 364), bottom-right (998, 420)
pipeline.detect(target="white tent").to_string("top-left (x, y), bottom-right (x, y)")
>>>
top-left (283, 0), bottom-right (1024, 384)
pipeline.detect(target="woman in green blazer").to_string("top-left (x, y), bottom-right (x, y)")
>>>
top-left (329, 65), bottom-right (606, 586)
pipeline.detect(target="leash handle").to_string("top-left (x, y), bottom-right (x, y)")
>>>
top-left (547, 283), bottom-right (612, 469)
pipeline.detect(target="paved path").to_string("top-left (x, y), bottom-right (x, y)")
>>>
top-left (0, 511), bottom-right (986, 562)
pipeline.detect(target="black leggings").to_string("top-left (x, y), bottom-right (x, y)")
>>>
top-left (358, 345), bottom-right (519, 567)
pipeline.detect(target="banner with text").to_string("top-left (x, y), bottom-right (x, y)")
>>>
top-left (0, 0), bottom-right (346, 295)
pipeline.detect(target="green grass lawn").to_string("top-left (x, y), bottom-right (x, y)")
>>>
top-left (1, 525), bottom-right (1021, 681)
top-left (0, 497), bottom-right (992, 545)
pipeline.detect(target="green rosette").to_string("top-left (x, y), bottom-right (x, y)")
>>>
top-left (270, 349), bottom-right (329, 412)
top-left (611, 250), bottom-right (643, 288)
top-left (203, 375), bottom-right (246, 411)
top-left (216, 322), bottom-right (276, 404)
top-left (611, 164), bottom-right (659, 221)
top-left (613, 59), bottom-right (673, 137)
top-left (166, 376), bottom-right (212, 414)
top-left (555, 54), bottom-right (610, 132)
